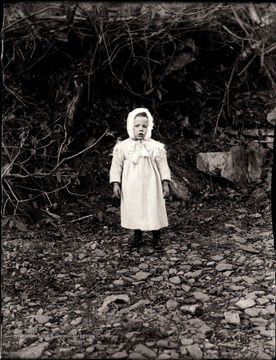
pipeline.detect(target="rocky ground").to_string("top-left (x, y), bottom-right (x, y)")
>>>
top-left (2, 192), bottom-right (275, 360)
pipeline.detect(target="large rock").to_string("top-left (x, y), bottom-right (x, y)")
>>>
top-left (170, 162), bottom-right (204, 199)
top-left (9, 342), bottom-right (49, 359)
top-left (197, 144), bottom-right (269, 183)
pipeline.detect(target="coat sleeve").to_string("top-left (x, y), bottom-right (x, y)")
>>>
top-left (155, 144), bottom-right (171, 181)
top-left (109, 142), bottom-right (124, 184)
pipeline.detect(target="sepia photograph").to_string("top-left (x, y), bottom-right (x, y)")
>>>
top-left (2, 2), bottom-right (275, 359)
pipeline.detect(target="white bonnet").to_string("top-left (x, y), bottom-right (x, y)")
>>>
top-left (126, 108), bottom-right (154, 140)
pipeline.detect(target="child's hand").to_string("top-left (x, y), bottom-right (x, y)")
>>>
top-left (162, 181), bottom-right (170, 199)
top-left (113, 182), bottom-right (121, 198)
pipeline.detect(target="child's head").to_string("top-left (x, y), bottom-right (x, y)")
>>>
top-left (127, 108), bottom-right (154, 140)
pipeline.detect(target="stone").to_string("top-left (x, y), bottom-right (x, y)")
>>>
top-left (113, 279), bottom-right (124, 286)
top-left (187, 344), bottom-right (203, 359)
top-left (211, 255), bottom-right (224, 261)
top-left (170, 350), bottom-right (179, 359)
top-left (156, 354), bottom-right (171, 360)
top-left (216, 263), bottom-right (233, 272)
top-left (237, 255), bottom-right (247, 263)
top-left (223, 271), bottom-right (232, 277)
top-left (166, 300), bottom-right (179, 310)
top-left (9, 342), bottom-right (49, 359)
top-left (244, 308), bottom-right (261, 317)
top-left (180, 338), bottom-right (193, 346)
top-left (238, 244), bottom-right (260, 254)
top-left (185, 270), bottom-right (203, 279)
top-left (200, 324), bottom-right (213, 338)
top-left (129, 353), bottom-right (147, 360)
top-left (224, 311), bottom-right (241, 325)
top-left (85, 346), bottom-right (95, 353)
top-left (229, 285), bottom-right (245, 291)
top-left (94, 249), bottom-right (106, 257)
top-left (260, 329), bottom-right (274, 338)
top-left (156, 340), bottom-right (169, 348)
top-left (139, 263), bottom-right (149, 270)
top-left (265, 304), bottom-right (274, 315)
top-left (169, 276), bottom-right (181, 284)
top-left (134, 344), bottom-right (157, 359)
top-left (235, 299), bottom-right (256, 309)
top-left (35, 314), bottom-right (49, 324)
top-left (205, 342), bottom-right (215, 350)
top-left (181, 284), bottom-right (191, 292)
top-left (72, 354), bottom-right (85, 359)
top-left (180, 347), bottom-right (188, 356)
top-left (257, 352), bottom-right (272, 360)
top-left (256, 297), bottom-right (270, 305)
top-left (134, 271), bottom-right (151, 281)
top-left (242, 276), bottom-right (256, 284)
top-left (192, 291), bottom-right (210, 301)
top-left (250, 318), bottom-right (268, 327)
top-left (196, 152), bottom-right (229, 178)
top-left (112, 352), bottom-right (128, 359)
top-left (193, 259), bottom-right (203, 266)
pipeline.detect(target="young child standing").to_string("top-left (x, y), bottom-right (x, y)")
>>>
top-left (109, 108), bottom-right (171, 250)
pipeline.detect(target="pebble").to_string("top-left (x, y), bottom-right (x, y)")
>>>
top-left (9, 342), bottom-right (49, 359)
top-left (256, 297), bottom-right (270, 305)
top-left (224, 311), bottom-right (241, 325)
top-left (157, 340), bottom-right (170, 348)
top-left (181, 284), bottom-right (191, 292)
top-left (250, 317), bottom-right (269, 327)
top-left (216, 263), bottom-right (233, 272)
top-left (134, 344), bottom-right (157, 359)
top-left (113, 279), bottom-right (124, 286)
top-left (94, 249), bottom-right (106, 257)
top-left (229, 285), bottom-right (245, 291)
top-left (139, 263), bottom-right (149, 270)
top-left (187, 270), bottom-right (203, 278)
top-left (169, 276), bottom-right (181, 284)
top-left (192, 291), bottom-right (210, 301)
top-left (235, 299), bottom-right (256, 309)
top-left (71, 317), bottom-right (82, 326)
top-left (134, 271), bottom-right (151, 281)
top-left (112, 351), bottom-right (128, 359)
top-left (35, 314), bottom-right (49, 324)
top-left (244, 308), bottom-right (261, 317)
top-left (180, 339), bottom-right (193, 346)
top-left (256, 352), bottom-right (272, 360)
top-left (260, 329), bottom-right (274, 338)
top-left (156, 354), bottom-right (171, 359)
top-left (187, 344), bottom-right (203, 359)
top-left (129, 353), bottom-right (147, 360)
top-left (265, 304), bottom-right (274, 315)
top-left (204, 342), bottom-right (215, 349)
top-left (86, 346), bottom-right (95, 353)
top-left (211, 255), bottom-right (224, 261)
top-left (166, 300), bottom-right (179, 310)
top-left (72, 354), bottom-right (85, 359)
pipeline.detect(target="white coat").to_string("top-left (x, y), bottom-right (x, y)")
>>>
top-left (110, 137), bottom-right (171, 231)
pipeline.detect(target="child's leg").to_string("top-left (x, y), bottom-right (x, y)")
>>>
top-left (152, 229), bottom-right (163, 250)
top-left (128, 229), bottom-right (143, 249)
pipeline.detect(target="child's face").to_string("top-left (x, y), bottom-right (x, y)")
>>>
top-left (133, 116), bottom-right (148, 140)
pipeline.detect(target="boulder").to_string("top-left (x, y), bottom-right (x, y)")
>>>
top-left (196, 144), bottom-right (269, 183)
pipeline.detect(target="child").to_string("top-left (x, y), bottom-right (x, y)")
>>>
top-left (109, 107), bottom-right (171, 250)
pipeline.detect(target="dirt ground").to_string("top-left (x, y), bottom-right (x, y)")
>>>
top-left (2, 190), bottom-right (275, 360)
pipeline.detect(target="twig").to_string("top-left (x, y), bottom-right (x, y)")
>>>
top-left (237, 54), bottom-right (257, 76)
top-left (70, 214), bottom-right (94, 223)
top-left (4, 6), bottom-right (65, 31)
top-left (3, 129), bottom-right (109, 179)
top-left (212, 63), bottom-right (236, 139)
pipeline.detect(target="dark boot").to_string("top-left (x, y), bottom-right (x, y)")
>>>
top-left (128, 230), bottom-right (143, 249)
top-left (152, 230), bottom-right (163, 250)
